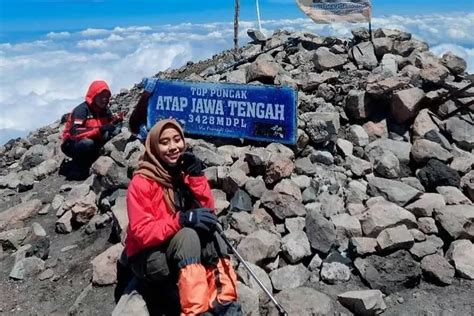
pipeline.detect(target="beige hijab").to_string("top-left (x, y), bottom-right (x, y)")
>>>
top-left (134, 119), bottom-right (185, 212)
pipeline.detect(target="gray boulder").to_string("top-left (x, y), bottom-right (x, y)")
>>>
top-left (354, 250), bottom-right (421, 294)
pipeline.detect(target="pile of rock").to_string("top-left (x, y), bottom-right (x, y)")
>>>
top-left (1, 27), bottom-right (473, 315)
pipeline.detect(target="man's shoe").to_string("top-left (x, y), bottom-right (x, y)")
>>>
top-left (66, 163), bottom-right (90, 181)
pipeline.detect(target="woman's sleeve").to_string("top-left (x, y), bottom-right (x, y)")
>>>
top-left (186, 175), bottom-right (215, 211)
top-left (127, 176), bottom-right (181, 249)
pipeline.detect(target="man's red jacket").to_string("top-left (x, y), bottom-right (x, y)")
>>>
top-left (62, 80), bottom-right (114, 143)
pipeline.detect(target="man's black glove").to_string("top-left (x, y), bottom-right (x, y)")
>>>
top-left (179, 208), bottom-right (218, 232)
top-left (100, 124), bottom-right (117, 141)
top-left (179, 152), bottom-right (204, 176)
top-left (100, 124), bottom-right (116, 134)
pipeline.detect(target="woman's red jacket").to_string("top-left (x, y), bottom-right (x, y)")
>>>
top-left (124, 174), bottom-right (215, 257)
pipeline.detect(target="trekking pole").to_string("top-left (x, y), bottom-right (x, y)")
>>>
top-left (207, 37), bottom-right (299, 77)
top-left (216, 226), bottom-right (288, 316)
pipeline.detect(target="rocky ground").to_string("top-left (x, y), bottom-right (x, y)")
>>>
top-left (1, 27), bottom-right (473, 315)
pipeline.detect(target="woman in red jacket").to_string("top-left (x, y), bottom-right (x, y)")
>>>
top-left (125, 119), bottom-right (240, 315)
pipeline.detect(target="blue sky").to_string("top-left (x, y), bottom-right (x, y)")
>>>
top-left (0, 0), bottom-right (473, 145)
top-left (1, 0), bottom-right (473, 42)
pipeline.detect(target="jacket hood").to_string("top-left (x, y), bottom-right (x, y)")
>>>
top-left (85, 80), bottom-right (111, 105)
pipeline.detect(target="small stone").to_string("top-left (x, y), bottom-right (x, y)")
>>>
top-left (38, 204), bottom-right (50, 215)
top-left (60, 245), bottom-right (78, 252)
top-left (338, 289), bottom-right (387, 315)
top-left (320, 262), bottom-right (351, 284)
top-left (308, 254), bottom-right (323, 272)
top-left (45, 258), bottom-right (58, 269)
top-left (38, 268), bottom-right (54, 280)
top-left (31, 222), bottom-right (47, 237)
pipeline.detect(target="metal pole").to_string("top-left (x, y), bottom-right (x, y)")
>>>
top-left (234, 0), bottom-right (240, 52)
top-left (256, 0), bottom-right (262, 32)
top-left (216, 226), bottom-right (288, 316)
top-left (368, 21), bottom-right (373, 42)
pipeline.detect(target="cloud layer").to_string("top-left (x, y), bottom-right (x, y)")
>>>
top-left (0, 13), bottom-right (473, 145)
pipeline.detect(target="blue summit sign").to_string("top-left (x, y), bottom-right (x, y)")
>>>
top-left (144, 79), bottom-right (297, 145)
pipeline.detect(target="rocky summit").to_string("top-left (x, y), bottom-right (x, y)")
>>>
top-left (1, 27), bottom-right (473, 315)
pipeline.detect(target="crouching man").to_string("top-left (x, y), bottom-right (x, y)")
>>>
top-left (61, 80), bottom-right (124, 179)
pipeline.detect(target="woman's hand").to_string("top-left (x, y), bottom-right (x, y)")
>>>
top-left (179, 152), bottom-right (204, 176)
top-left (179, 208), bottom-right (217, 232)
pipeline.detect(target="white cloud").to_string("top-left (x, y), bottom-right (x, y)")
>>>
top-left (107, 34), bottom-right (125, 42)
top-left (81, 28), bottom-right (109, 36)
top-left (46, 31), bottom-right (71, 39)
top-left (0, 40), bottom-right (52, 53)
top-left (0, 13), bottom-right (473, 145)
top-left (112, 26), bottom-right (152, 33)
top-left (77, 39), bottom-right (108, 49)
